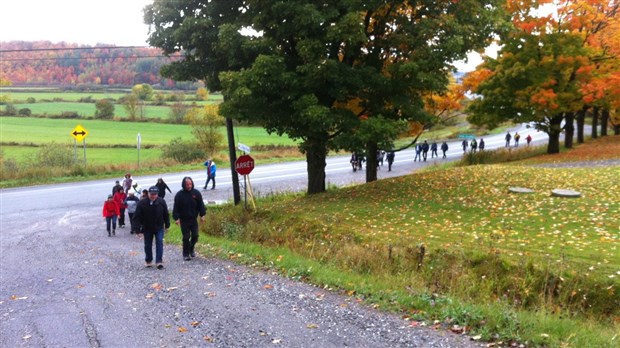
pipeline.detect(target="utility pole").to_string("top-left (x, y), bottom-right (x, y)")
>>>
top-left (226, 117), bottom-right (241, 205)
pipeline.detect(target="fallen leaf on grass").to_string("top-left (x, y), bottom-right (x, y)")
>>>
top-left (204, 335), bottom-right (214, 342)
top-left (178, 327), bottom-right (188, 333)
top-left (264, 284), bottom-right (274, 290)
top-left (306, 323), bottom-right (318, 329)
top-left (145, 293), bottom-right (155, 299)
top-left (166, 287), bottom-right (178, 291)
top-left (10, 295), bottom-right (28, 300)
top-left (190, 321), bottom-right (201, 327)
top-left (151, 283), bottom-right (163, 291)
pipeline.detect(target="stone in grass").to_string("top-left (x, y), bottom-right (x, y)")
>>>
top-left (551, 189), bottom-right (581, 198)
top-left (508, 187), bottom-right (535, 194)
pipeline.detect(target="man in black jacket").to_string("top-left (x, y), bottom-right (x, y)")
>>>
top-left (133, 186), bottom-right (170, 269)
top-left (173, 177), bottom-right (206, 261)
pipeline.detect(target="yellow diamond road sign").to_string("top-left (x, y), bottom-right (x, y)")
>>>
top-left (71, 124), bottom-right (88, 141)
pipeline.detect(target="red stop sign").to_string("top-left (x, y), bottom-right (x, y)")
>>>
top-left (235, 155), bottom-right (255, 175)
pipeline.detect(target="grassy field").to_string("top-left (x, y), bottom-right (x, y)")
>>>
top-left (1, 116), bottom-right (298, 148)
top-left (188, 136), bottom-right (620, 347)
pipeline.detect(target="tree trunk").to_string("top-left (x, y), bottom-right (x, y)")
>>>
top-left (305, 139), bottom-right (328, 195)
top-left (365, 142), bottom-right (378, 183)
top-left (592, 106), bottom-right (599, 139)
top-left (615, 124), bottom-right (620, 135)
top-left (576, 108), bottom-right (586, 144)
top-left (601, 109), bottom-right (609, 136)
top-left (547, 114), bottom-right (563, 154)
top-left (564, 112), bottom-right (574, 149)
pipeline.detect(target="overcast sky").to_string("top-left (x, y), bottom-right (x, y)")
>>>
top-left (0, 0), bottom-right (487, 71)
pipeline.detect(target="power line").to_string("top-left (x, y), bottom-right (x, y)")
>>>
top-left (0, 45), bottom-right (151, 53)
top-left (0, 55), bottom-right (179, 62)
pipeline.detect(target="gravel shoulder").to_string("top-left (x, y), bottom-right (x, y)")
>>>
top-left (1, 205), bottom-right (482, 347)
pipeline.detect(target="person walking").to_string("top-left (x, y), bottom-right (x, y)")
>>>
top-left (173, 177), bottom-right (206, 261)
top-left (203, 160), bottom-right (217, 190)
top-left (376, 150), bottom-right (385, 167)
top-left (505, 132), bottom-right (512, 147)
top-left (430, 142), bottom-right (438, 158)
top-left (124, 192), bottom-right (140, 234)
top-left (514, 132), bottom-right (521, 147)
top-left (112, 180), bottom-right (123, 195)
top-left (122, 173), bottom-right (133, 193)
top-left (155, 178), bottom-right (172, 198)
top-left (113, 189), bottom-right (127, 228)
top-left (526, 134), bottom-right (532, 146)
top-left (461, 139), bottom-right (468, 153)
top-left (414, 144), bottom-right (422, 162)
top-left (470, 138), bottom-right (478, 153)
top-left (386, 151), bottom-right (395, 171)
top-left (102, 194), bottom-right (120, 237)
top-left (421, 140), bottom-right (430, 161)
top-left (441, 142), bottom-right (449, 158)
top-left (133, 186), bottom-right (170, 269)
top-left (479, 138), bottom-right (485, 151)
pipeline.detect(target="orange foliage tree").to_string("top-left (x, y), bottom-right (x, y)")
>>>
top-left (465, 0), bottom-right (620, 153)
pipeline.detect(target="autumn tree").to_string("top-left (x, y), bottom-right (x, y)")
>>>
top-left (466, 0), bottom-right (595, 154)
top-left (184, 105), bottom-right (225, 157)
top-left (145, 0), bottom-right (503, 193)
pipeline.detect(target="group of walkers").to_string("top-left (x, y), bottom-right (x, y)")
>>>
top-left (413, 141), bottom-right (451, 161)
top-left (461, 138), bottom-right (485, 153)
top-left (350, 150), bottom-right (396, 172)
top-left (505, 132), bottom-right (532, 147)
top-left (102, 173), bottom-right (206, 270)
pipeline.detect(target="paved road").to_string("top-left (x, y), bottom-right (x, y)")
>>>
top-left (0, 125), bottom-right (543, 347)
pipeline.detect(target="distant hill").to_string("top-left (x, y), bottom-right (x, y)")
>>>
top-left (0, 41), bottom-right (193, 89)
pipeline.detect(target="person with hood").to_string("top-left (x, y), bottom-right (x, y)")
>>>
top-left (441, 142), bottom-right (449, 158)
top-left (133, 186), bottom-right (170, 269)
top-left (203, 160), bottom-right (217, 190)
top-left (173, 177), bottom-right (206, 261)
top-left (102, 194), bottom-right (120, 237)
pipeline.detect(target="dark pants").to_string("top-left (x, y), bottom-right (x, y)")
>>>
top-left (144, 228), bottom-right (164, 264)
top-left (128, 212), bottom-right (135, 232)
top-left (105, 216), bottom-right (117, 232)
top-left (205, 176), bottom-right (215, 189)
top-left (119, 208), bottom-right (126, 226)
top-left (180, 220), bottom-right (199, 257)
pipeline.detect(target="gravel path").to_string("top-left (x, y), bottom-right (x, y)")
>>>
top-left (1, 205), bottom-right (482, 347)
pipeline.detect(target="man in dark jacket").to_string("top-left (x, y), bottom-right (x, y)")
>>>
top-left (133, 186), bottom-right (170, 269)
top-left (173, 177), bottom-right (206, 261)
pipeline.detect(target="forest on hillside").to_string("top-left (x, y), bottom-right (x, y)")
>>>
top-left (0, 41), bottom-right (197, 89)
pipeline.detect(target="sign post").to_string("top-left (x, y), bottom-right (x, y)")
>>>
top-left (137, 133), bottom-right (141, 168)
top-left (70, 124), bottom-right (88, 164)
top-left (235, 155), bottom-right (255, 210)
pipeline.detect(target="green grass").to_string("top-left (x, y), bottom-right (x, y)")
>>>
top-left (194, 159), bottom-right (620, 347)
top-left (1, 116), bottom-right (298, 148)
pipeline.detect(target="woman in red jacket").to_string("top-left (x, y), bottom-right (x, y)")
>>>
top-left (113, 189), bottom-right (128, 229)
top-left (102, 194), bottom-right (120, 237)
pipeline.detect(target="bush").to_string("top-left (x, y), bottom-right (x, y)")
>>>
top-left (26, 97), bottom-right (36, 103)
top-left (95, 99), bottom-right (115, 119)
top-left (18, 108), bottom-right (32, 116)
top-left (3, 104), bottom-right (17, 116)
top-left (32, 142), bottom-right (75, 167)
top-left (161, 137), bottom-right (205, 163)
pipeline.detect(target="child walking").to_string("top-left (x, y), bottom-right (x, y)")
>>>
top-left (102, 194), bottom-right (120, 237)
